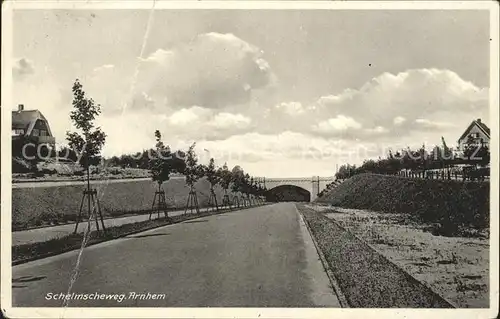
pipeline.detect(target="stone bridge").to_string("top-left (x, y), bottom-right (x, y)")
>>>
top-left (256, 177), bottom-right (335, 202)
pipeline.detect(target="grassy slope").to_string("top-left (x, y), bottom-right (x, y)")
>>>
top-left (315, 174), bottom-right (489, 235)
top-left (12, 177), bottom-right (232, 229)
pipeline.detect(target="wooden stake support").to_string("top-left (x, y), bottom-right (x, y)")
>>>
top-left (184, 188), bottom-right (200, 215)
top-left (149, 190), bottom-right (169, 220)
top-left (222, 191), bottom-right (232, 209)
top-left (73, 189), bottom-right (106, 235)
top-left (207, 188), bottom-right (219, 212)
top-left (233, 195), bottom-right (241, 208)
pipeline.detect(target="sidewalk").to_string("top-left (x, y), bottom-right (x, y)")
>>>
top-left (12, 208), bottom-right (203, 246)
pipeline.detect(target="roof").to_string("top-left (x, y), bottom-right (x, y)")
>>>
top-left (12, 110), bottom-right (47, 129)
top-left (458, 119), bottom-right (490, 142)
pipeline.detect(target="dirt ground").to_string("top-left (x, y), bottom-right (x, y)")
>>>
top-left (306, 204), bottom-right (489, 308)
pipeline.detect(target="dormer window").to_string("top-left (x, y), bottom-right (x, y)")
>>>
top-left (12, 129), bottom-right (25, 136)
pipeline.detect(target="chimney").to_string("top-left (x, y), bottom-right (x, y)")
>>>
top-left (18, 104), bottom-right (24, 112)
top-left (477, 118), bottom-right (481, 123)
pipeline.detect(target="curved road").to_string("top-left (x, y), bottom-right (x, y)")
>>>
top-left (12, 203), bottom-right (340, 307)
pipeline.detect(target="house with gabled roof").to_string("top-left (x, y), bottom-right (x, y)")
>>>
top-left (12, 104), bottom-right (55, 146)
top-left (457, 118), bottom-right (490, 151)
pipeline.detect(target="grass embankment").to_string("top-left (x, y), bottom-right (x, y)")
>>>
top-left (12, 178), bottom-right (232, 230)
top-left (297, 204), bottom-right (454, 308)
top-left (315, 174), bottom-right (489, 237)
top-left (13, 204), bottom-right (264, 265)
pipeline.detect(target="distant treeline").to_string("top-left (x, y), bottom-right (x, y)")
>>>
top-left (335, 137), bottom-right (490, 180)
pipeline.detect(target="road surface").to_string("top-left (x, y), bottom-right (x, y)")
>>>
top-left (12, 203), bottom-right (340, 307)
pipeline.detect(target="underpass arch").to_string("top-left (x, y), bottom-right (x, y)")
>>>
top-left (260, 177), bottom-right (334, 201)
top-left (265, 184), bottom-right (311, 202)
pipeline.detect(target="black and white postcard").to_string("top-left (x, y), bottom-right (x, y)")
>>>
top-left (1, 1), bottom-right (498, 318)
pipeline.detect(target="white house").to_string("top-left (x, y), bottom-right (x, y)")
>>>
top-left (457, 118), bottom-right (490, 151)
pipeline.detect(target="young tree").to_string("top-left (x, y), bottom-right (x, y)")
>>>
top-left (67, 79), bottom-right (107, 180)
top-left (217, 162), bottom-right (233, 207)
top-left (204, 158), bottom-right (220, 211)
top-left (184, 142), bottom-right (201, 214)
top-left (150, 130), bottom-right (173, 191)
top-left (231, 166), bottom-right (245, 207)
top-left (67, 79), bottom-right (107, 234)
top-left (242, 173), bottom-right (251, 206)
top-left (148, 130), bottom-right (186, 219)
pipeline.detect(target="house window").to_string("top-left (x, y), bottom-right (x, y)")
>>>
top-left (32, 129), bottom-right (40, 136)
top-left (12, 129), bottom-right (25, 136)
top-left (40, 130), bottom-right (47, 137)
top-left (470, 133), bottom-right (479, 138)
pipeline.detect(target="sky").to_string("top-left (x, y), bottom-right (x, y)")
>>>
top-left (12, 9), bottom-right (490, 177)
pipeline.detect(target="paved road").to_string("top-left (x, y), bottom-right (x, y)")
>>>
top-left (12, 203), bottom-right (340, 307)
top-left (13, 208), bottom-right (196, 246)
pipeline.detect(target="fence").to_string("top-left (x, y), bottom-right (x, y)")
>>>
top-left (396, 166), bottom-right (489, 182)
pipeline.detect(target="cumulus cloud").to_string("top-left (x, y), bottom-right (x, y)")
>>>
top-left (210, 113), bottom-right (251, 129)
top-left (13, 58), bottom-right (35, 80)
top-left (314, 69), bottom-right (488, 134)
top-left (93, 64), bottom-right (114, 73)
top-left (257, 68), bottom-right (488, 142)
top-left (159, 106), bottom-right (253, 141)
top-left (393, 116), bottom-right (406, 125)
top-left (275, 102), bottom-right (305, 116)
top-left (312, 115), bottom-right (362, 134)
top-left (75, 67), bottom-right (489, 176)
top-left (137, 32), bottom-right (275, 108)
top-left (414, 118), bottom-right (455, 130)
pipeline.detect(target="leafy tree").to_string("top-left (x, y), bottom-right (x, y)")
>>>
top-left (231, 166), bottom-right (245, 205)
top-left (204, 158), bottom-right (220, 191)
top-left (184, 142), bottom-right (201, 190)
top-left (66, 79), bottom-right (106, 186)
top-left (149, 130), bottom-right (185, 192)
top-left (217, 162), bottom-right (233, 194)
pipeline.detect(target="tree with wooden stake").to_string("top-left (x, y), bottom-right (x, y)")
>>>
top-left (67, 79), bottom-right (107, 235)
top-left (203, 158), bottom-right (220, 212)
top-left (184, 143), bottom-right (201, 214)
top-left (231, 166), bottom-right (245, 208)
top-left (248, 176), bottom-right (256, 205)
top-left (242, 173), bottom-right (252, 206)
top-left (217, 163), bottom-right (233, 209)
top-left (149, 130), bottom-right (186, 220)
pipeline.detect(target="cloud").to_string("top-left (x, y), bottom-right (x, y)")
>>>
top-left (275, 102), bottom-right (305, 116)
top-left (93, 64), bottom-right (114, 73)
top-left (259, 68), bottom-right (489, 143)
top-left (13, 58), bottom-right (35, 80)
top-left (414, 118), bottom-right (455, 130)
top-left (137, 32), bottom-right (275, 108)
top-left (314, 69), bottom-right (488, 135)
top-left (312, 115), bottom-right (362, 134)
top-left (158, 106), bottom-right (253, 141)
top-left (167, 106), bottom-right (212, 126)
top-left (393, 116), bottom-right (406, 125)
top-left (210, 113), bottom-right (251, 129)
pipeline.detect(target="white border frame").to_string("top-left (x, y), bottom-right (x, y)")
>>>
top-left (1, 1), bottom-right (498, 318)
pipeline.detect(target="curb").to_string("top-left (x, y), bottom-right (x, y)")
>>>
top-left (295, 204), bottom-right (350, 308)
top-left (12, 203), bottom-right (270, 266)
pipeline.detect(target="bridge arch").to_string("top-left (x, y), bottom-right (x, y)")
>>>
top-left (265, 185), bottom-right (311, 202)
top-left (258, 177), bottom-right (335, 202)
